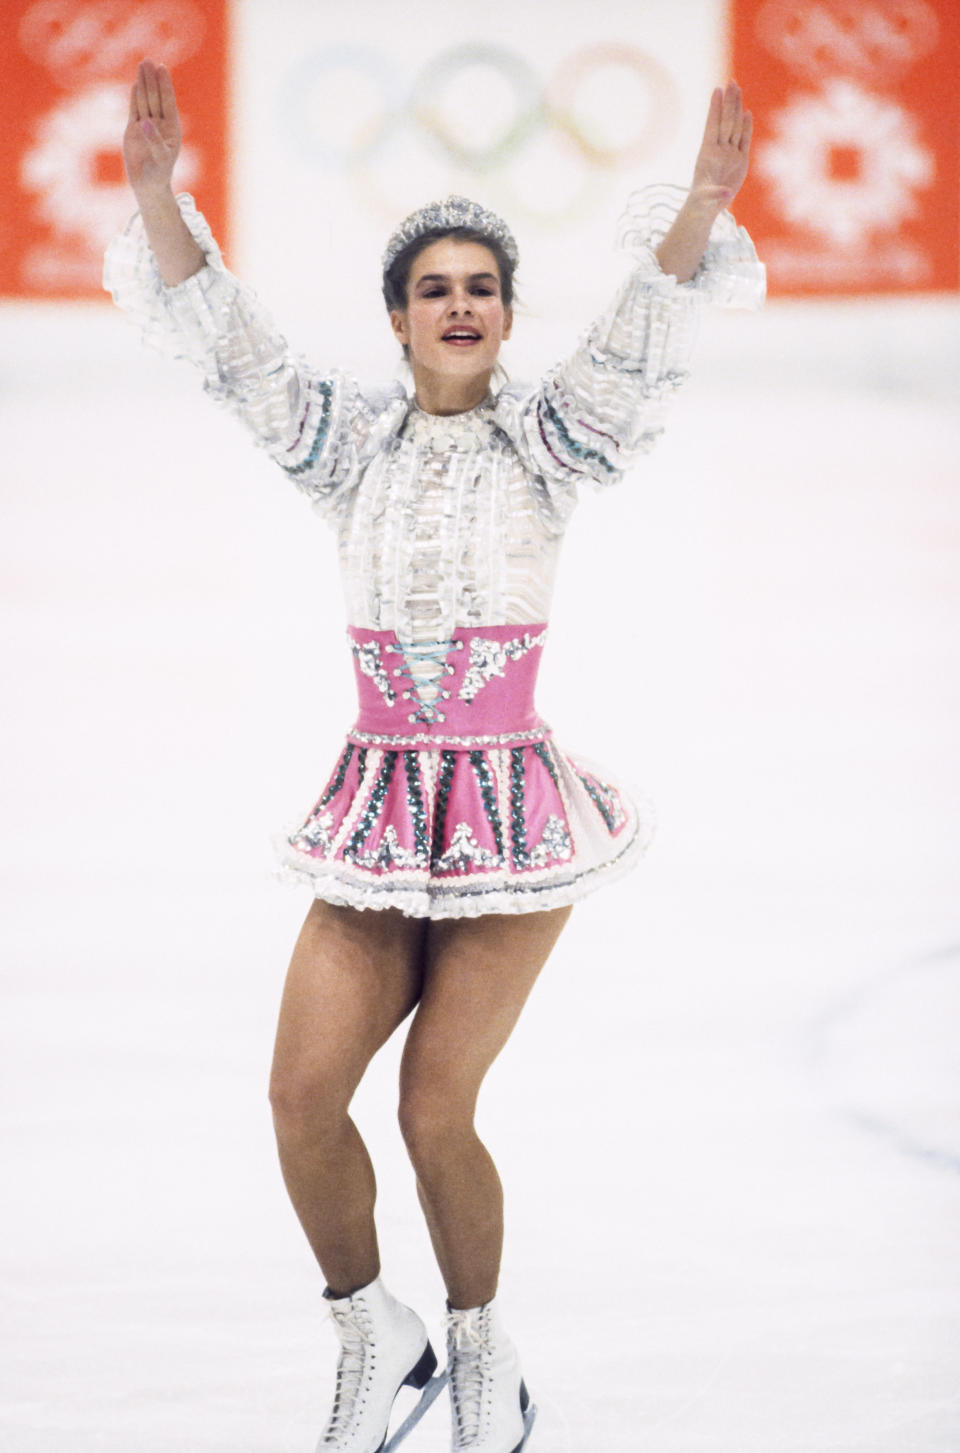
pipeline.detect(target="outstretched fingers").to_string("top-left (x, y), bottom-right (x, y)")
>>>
top-left (156, 63), bottom-right (178, 122)
top-left (143, 58), bottom-right (162, 117)
top-left (721, 81), bottom-right (743, 144)
top-left (134, 61), bottom-right (150, 123)
top-left (702, 82), bottom-right (744, 145)
top-left (739, 109), bottom-right (754, 155)
top-left (702, 85), bottom-right (723, 146)
top-left (135, 58), bottom-right (173, 121)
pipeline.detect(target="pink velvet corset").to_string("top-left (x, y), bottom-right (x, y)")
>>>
top-left (346, 624), bottom-right (551, 748)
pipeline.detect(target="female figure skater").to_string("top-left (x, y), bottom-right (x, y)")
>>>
top-left (106, 59), bottom-right (762, 1453)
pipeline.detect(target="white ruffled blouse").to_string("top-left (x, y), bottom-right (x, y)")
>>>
top-left (103, 187), bottom-right (764, 646)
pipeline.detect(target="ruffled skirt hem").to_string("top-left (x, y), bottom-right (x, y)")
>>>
top-left (272, 736), bottom-right (656, 920)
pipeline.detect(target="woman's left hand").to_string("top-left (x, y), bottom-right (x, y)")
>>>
top-left (689, 82), bottom-right (753, 208)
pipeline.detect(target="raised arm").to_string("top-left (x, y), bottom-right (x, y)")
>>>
top-left (496, 83), bottom-right (763, 523)
top-left (656, 82), bottom-right (753, 283)
top-left (107, 60), bottom-right (395, 521)
top-left (122, 59), bottom-right (205, 285)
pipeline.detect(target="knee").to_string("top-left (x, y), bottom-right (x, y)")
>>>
top-left (397, 1082), bottom-right (474, 1170)
top-left (268, 1064), bottom-right (349, 1140)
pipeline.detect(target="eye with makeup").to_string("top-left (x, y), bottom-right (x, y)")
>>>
top-left (419, 284), bottom-right (499, 299)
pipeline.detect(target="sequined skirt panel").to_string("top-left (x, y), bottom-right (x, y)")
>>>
top-left (275, 625), bottom-right (655, 918)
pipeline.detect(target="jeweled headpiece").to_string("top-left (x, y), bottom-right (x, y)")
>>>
top-left (381, 195), bottom-right (519, 275)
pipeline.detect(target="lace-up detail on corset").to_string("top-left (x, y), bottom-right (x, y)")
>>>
top-left (322, 1298), bottom-right (376, 1445)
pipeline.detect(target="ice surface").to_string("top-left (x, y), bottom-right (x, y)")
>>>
top-left (3, 293), bottom-right (959, 1453)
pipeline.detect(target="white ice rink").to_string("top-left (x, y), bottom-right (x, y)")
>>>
top-left (4, 287), bottom-right (959, 1452)
top-left (4, 2), bottom-right (960, 1448)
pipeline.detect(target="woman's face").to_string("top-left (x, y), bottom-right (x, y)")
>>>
top-left (390, 237), bottom-right (512, 386)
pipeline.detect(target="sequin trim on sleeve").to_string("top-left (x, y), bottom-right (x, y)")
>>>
top-left (103, 193), bottom-right (401, 520)
top-left (494, 184), bottom-right (763, 518)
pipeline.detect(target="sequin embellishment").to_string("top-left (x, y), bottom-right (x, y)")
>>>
top-left (538, 392), bottom-right (616, 476)
top-left (401, 399), bottom-right (497, 454)
top-left (344, 751), bottom-right (398, 859)
top-left (434, 822), bottom-right (504, 872)
top-left (402, 750), bottom-right (430, 863)
top-left (431, 751), bottom-right (457, 868)
top-left (530, 815), bottom-right (573, 866)
top-left (509, 746), bottom-right (529, 867)
top-left (289, 742), bottom-right (355, 855)
top-left (291, 808), bottom-right (335, 854)
top-left (459, 629), bottom-right (548, 703)
top-left (282, 379), bottom-right (333, 477)
top-left (319, 742), bottom-right (355, 808)
top-left (348, 725), bottom-right (551, 749)
top-left (350, 641), bottom-right (396, 706)
top-left (533, 739), bottom-right (560, 789)
top-left (469, 750), bottom-right (505, 859)
top-left (350, 826), bottom-right (424, 871)
top-left (576, 766), bottom-right (627, 834)
top-left (506, 748), bottom-right (573, 869)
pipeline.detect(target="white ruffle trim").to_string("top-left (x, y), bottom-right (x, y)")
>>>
top-left (271, 820), bottom-right (650, 918)
top-left (102, 193), bottom-right (238, 367)
top-left (616, 182), bottom-right (766, 312)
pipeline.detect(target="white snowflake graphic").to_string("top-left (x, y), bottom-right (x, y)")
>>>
top-left (20, 83), bottom-right (198, 254)
top-left (756, 80), bottom-right (934, 247)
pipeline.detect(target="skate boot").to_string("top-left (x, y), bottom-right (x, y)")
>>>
top-left (317, 1276), bottom-right (447, 1453)
top-left (445, 1298), bottom-right (537, 1452)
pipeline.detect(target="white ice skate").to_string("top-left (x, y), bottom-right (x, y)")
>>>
top-left (317, 1276), bottom-right (448, 1453)
top-left (445, 1299), bottom-right (537, 1452)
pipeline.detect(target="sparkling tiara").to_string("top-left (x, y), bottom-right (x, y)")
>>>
top-left (382, 195), bottom-right (519, 275)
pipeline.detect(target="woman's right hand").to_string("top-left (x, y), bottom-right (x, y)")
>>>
top-left (123, 59), bottom-right (182, 198)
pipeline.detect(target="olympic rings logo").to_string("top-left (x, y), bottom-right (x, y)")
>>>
top-left (19, 0), bottom-right (206, 84)
top-left (279, 42), bottom-right (680, 226)
top-left (754, 0), bottom-right (939, 83)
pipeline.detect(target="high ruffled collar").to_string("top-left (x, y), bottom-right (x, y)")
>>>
top-left (401, 394), bottom-right (498, 453)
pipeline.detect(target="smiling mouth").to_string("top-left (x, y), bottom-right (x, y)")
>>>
top-left (442, 329), bottom-right (481, 344)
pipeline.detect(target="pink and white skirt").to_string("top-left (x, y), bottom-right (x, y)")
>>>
top-left (275, 624), bottom-right (655, 918)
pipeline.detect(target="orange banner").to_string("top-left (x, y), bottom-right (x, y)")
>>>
top-left (729, 0), bottom-right (959, 295)
top-left (0, 0), bottom-right (229, 299)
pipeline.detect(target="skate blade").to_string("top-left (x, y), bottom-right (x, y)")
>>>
top-left (382, 1370), bottom-right (449, 1452)
top-left (514, 1399), bottom-right (537, 1451)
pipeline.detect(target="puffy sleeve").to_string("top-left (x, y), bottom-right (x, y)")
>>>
top-left (496, 183), bottom-right (765, 527)
top-left (102, 193), bottom-right (405, 520)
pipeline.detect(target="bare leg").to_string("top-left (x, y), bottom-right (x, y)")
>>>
top-left (398, 905), bottom-right (572, 1309)
top-left (268, 898), bottom-right (427, 1295)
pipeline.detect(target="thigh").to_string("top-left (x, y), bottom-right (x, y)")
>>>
top-left (399, 905), bottom-right (572, 1106)
top-left (271, 898), bottom-right (428, 1103)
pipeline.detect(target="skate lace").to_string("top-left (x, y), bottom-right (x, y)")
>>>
top-left (447, 1308), bottom-right (490, 1447)
top-left (321, 1301), bottom-right (375, 1446)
